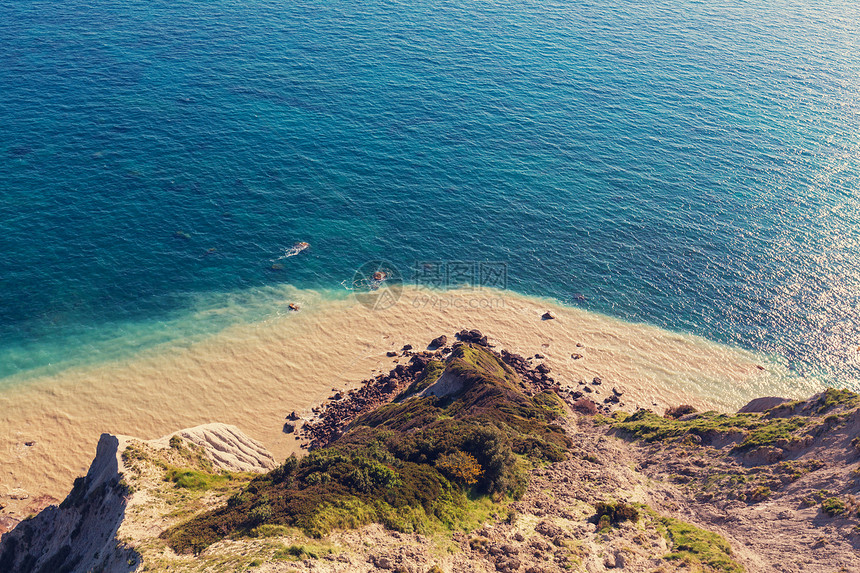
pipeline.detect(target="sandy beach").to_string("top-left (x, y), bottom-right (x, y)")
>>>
top-left (0, 286), bottom-right (821, 520)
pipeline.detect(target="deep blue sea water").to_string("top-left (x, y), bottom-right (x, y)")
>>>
top-left (1, 0), bottom-right (859, 388)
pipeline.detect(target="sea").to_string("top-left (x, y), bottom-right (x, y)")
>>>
top-left (2, 0), bottom-right (859, 392)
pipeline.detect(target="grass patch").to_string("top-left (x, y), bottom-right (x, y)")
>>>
top-left (657, 515), bottom-right (744, 573)
top-left (814, 388), bottom-right (860, 414)
top-left (273, 542), bottom-right (333, 560)
top-left (398, 359), bottom-right (446, 397)
top-left (249, 524), bottom-right (301, 538)
top-left (164, 468), bottom-right (230, 491)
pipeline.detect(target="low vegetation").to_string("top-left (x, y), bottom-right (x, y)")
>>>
top-left (822, 497), bottom-right (846, 517)
top-left (163, 344), bottom-right (572, 553)
top-left (657, 514), bottom-right (744, 573)
top-left (164, 467), bottom-right (230, 491)
top-left (608, 388), bottom-right (860, 456)
top-left (607, 409), bottom-right (809, 452)
top-left (768, 388), bottom-right (860, 417)
top-left (594, 500), bottom-right (640, 532)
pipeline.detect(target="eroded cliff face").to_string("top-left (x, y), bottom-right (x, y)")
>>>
top-left (0, 424), bottom-right (275, 573)
top-left (2, 338), bottom-right (860, 573)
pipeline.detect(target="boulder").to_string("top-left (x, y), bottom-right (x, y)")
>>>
top-left (738, 396), bottom-right (788, 413)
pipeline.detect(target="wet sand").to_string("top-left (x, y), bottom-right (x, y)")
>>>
top-left (0, 286), bottom-right (821, 518)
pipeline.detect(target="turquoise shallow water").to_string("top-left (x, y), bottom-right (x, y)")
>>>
top-left (1, 0), bottom-right (859, 387)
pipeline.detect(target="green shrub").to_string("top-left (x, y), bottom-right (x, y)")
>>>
top-left (597, 514), bottom-right (612, 533)
top-left (748, 486), bottom-right (771, 502)
top-left (822, 497), bottom-right (846, 517)
top-left (248, 499), bottom-right (273, 525)
top-left (594, 501), bottom-right (640, 527)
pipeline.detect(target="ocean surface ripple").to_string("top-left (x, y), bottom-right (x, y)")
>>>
top-left (1, 0), bottom-right (859, 389)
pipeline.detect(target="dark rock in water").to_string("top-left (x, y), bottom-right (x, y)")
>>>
top-left (534, 353), bottom-right (545, 359)
top-left (288, 303), bottom-right (300, 311)
top-left (8, 145), bottom-right (34, 158)
top-left (286, 411), bottom-right (300, 421)
top-left (283, 422), bottom-right (295, 434)
top-left (429, 335), bottom-right (448, 349)
top-left (536, 363), bottom-right (551, 374)
top-left (541, 311), bottom-right (555, 320)
top-left (456, 329), bottom-right (488, 346)
top-left (571, 353), bottom-right (583, 360)
top-left (583, 385), bottom-right (593, 393)
top-left (612, 387), bottom-right (623, 397)
top-left (592, 377), bottom-right (602, 385)
top-left (575, 342), bottom-right (584, 348)
top-left (402, 344), bottom-right (413, 351)
top-left (386, 351), bottom-right (397, 357)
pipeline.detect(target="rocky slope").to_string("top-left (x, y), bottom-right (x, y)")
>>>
top-left (0, 424), bottom-right (275, 573)
top-left (1, 332), bottom-right (859, 572)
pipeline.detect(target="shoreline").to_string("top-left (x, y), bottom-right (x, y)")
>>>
top-left (0, 285), bottom-right (821, 521)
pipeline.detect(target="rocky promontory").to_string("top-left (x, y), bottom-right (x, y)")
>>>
top-left (2, 333), bottom-right (859, 572)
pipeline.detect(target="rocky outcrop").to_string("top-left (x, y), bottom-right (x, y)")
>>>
top-left (738, 396), bottom-right (788, 413)
top-left (299, 352), bottom-right (434, 448)
top-left (0, 433), bottom-right (135, 573)
top-left (0, 424), bottom-right (274, 573)
top-left (456, 329), bottom-right (488, 346)
top-left (159, 423), bottom-right (277, 473)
